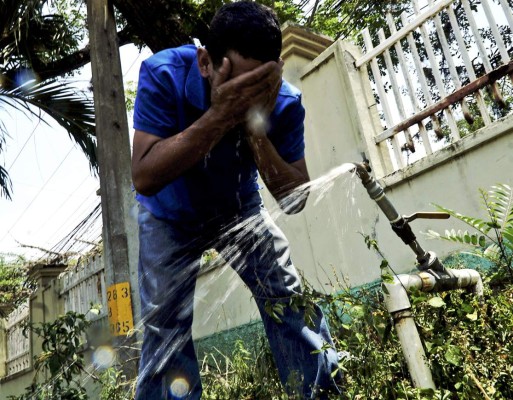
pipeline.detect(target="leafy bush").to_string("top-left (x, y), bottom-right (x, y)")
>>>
top-left (199, 267), bottom-right (512, 399)
top-left (201, 338), bottom-right (286, 399)
top-left (12, 268), bottom-right (511, 399)
top-left (0, 254), bottom-right (35, 316)
top-left (425, 183), bottom-right (513, 282)
top-left (8, 312), bottom-right (91, 400)
top-left (10, 185), bottom-right (512, 399)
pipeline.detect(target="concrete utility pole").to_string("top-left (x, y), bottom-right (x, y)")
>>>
top-left (87, 0), bottom-right (140, 378)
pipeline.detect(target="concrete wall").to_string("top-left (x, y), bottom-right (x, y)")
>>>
top-left (0, 265), bottom-right (66, 399)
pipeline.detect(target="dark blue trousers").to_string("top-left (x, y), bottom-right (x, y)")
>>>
top-left (135, 202), bottom-right (340, 399)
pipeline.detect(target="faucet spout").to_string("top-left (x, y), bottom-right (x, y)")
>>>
top-left (352, 161), bottom-right (373, 185)
top-left (351, 161), bottom-right (401, 223)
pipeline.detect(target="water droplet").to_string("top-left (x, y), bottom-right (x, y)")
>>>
top-left (92, 346), bottom-right (116, 370)
top-left (129, 204), bottom-right (139, 221)
top-left (168, 377), bottom-right (190, 398)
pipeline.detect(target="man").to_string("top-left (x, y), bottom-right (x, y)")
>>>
top-left (132, 2), bottom-right (340, 398)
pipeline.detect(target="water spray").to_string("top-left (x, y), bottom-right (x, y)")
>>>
top-left (351, 160), bottom-right (483, 390)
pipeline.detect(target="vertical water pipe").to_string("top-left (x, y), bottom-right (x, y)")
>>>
top-left (382, 275), bottom-right (436, 389)
top-left (351, 162), bottom-right (484, 390)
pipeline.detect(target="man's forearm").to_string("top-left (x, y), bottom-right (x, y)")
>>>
top-left (246, 134), bottom-right (309, 213)
top-left (132, 109), bottom-right (231, 196)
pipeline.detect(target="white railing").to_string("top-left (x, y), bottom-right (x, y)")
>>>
top-left (5, 301), bottom-right (31, 376)
top-left (60, 254), bottom-right (108, 321)
top-left (356, 0), bottom-right (513, 171)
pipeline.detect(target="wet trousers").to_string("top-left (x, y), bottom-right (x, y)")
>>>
top-left (135, 203), bottom-right (340, 399)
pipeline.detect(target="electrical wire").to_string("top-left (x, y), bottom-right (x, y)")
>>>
top-left (30, 173), bottom-right (98, 237)
top-left (6, 120), bottom-right (41, 171)
top-left (0, 145), bottom-right (75, 245)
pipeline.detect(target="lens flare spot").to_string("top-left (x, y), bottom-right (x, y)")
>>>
top-left (168, 377), bottom-right (190, 398)
top-left (92, 345), bottom-right (116, 370)
top-left (14, 68), bottom-right (39, 91)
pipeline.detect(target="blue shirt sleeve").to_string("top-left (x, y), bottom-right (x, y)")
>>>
top-left (133, 61), bottom-right (178, 138)
top-left (269, 93), bottom-right (306, 163)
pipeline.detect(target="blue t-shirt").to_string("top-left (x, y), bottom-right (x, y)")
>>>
top-left (133, 44), bottom-right (305, 222)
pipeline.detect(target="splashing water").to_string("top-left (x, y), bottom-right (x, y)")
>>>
top-left (274, 162), bottom-right (358, 216)
top-left (192, 162), bottom-right (360, 331)
top-left (78, 161), bottom-right (361, 395)
top-left (305, 162), bottom-right (357, 205)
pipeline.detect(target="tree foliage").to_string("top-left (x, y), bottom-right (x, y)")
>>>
top-left (308, 0), bottom-right (411, 41)
top-left (8, 312), bottom-right (91, 400)
top-left (0, 254), bottom-right (35, 316)
top-left (0, 0), bottom-right (98, 200)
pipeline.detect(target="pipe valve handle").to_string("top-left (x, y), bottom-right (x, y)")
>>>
top-left (404, 212), bottom-right (450, 222)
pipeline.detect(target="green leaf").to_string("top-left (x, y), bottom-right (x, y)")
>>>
top-left (445, 345), bottom-right (462, 366)
top-left (419, 388), bottom-right (435, 396)
top-left (352, 305), bottom-right (365, 318)
top-left (381, 272), bottom-right (394, 284)
top-left (478, 235), bottom-right (486, 247)
top-left (427, 297), bottom-right (445, 308)
top-left (503, 229), bottom-right (513, 248)
top-left (466, 311), bottom-right (478, 321)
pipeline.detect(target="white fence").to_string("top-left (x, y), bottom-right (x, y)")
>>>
top-left (60, 254), bottom-right (108, 321)
top-left (5, 301), bottom-right (30, 376)
top-left (356, 0), bottom-right (513, 171)
top-left (1, 255), bottom-right (107, 380)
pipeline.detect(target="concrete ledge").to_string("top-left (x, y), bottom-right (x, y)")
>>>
top-left (281, 22), bottom-right (333, 61)
top-left (381, 113), bottom-right (513, 188)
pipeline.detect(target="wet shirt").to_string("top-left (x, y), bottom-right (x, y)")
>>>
top-left (133, 45), bottom-right (305, 222)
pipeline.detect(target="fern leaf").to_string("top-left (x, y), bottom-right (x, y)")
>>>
top-left (488, 184), bottom-right (513, 231)
top-left (502, 228), bottom-right (513, 252)
top-left (427, 229), bottom-right (486, 248)
top-left (483, 244), bottom-right (501, 260)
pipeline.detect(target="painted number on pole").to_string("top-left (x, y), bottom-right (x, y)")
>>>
top-left (107, 282), bottom-right (134, 336)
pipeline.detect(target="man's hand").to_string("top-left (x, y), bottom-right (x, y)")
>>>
top-left (245, 58), bottom-right (284, 137)
top-left (209, 57), bottom-right (283, 131)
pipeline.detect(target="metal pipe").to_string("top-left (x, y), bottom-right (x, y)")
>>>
top-left (383, 276), bottom-right (435, 390)
top-left (353, 163), bottom-right (402, 223)
top-left (391, 268), bottom-right (484, 295)
top-left (382, 268), bottom-right (483, 390)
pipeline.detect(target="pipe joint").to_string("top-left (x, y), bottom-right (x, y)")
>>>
top-left (383, 276), bottom-right (413, 313)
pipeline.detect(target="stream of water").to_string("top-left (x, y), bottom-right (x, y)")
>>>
top-left (86, 162), bottom-right (363, 398)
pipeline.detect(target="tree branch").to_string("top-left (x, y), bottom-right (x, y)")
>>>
top-left (34, 27), bottom-right (134, 82)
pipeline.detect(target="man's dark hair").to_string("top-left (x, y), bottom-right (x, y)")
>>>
top-left (205, 1), bottom-right (282, 67)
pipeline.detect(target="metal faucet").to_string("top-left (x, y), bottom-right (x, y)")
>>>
top-left (352, 161), bottom-right (449, 274)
